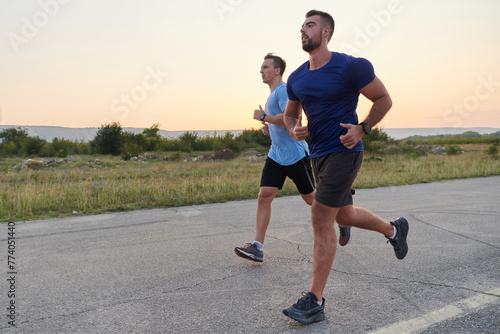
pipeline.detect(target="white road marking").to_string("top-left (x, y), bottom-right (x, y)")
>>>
top-left (371, 287), bottom-right (500, 334)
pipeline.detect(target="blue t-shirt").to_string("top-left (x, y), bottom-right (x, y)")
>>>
top-left (266, 82), bottom-right (309, 166)
top-left (287, 52), bottom-right (375, 158)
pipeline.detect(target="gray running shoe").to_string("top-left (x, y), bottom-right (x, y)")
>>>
top-left (234, 243), bottom-right (263, 262)
top-left (386, 217), bottom-right (409, 259)
top-left (339, 226), bottom-right (351, 246)
top-left (338, 188), bottom-right (355, 246)
top-left (283, 292), bottom-right (325, 324)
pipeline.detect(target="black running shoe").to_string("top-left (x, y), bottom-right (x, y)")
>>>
top-left (338, 189), bottom-right (355, 246)
top-left (339, 226), bottom-right (351, 246)
top-left (234, 243), bottom-right (263, 262)
top-left (386, 217), bottom-right (409, 259)
top-left (283, 292), bottom-right (325, 324)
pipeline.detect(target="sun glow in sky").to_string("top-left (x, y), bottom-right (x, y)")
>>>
top-left (1, 0), bottom-right (499, 131)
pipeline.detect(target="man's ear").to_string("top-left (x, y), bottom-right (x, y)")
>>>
top-left (322, 26), bottom-right (330, 39)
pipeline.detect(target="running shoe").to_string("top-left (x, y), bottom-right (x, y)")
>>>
top-left (283, 292), bottom-right (325, 324)
top-left (339, 226), bottom-right (351, 246)
top-left (386, 217), bottom-right (409, 259)
top-left (338, 188), bottom-right (355, 246)
top-left (234, 243), bottom-right (263, 262)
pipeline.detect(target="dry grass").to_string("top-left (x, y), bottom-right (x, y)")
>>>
top-left (1, 144), bottom-right (498, 222)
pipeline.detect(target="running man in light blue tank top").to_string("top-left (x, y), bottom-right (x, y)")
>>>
top-left (234, 53), bottom-right (352, 264)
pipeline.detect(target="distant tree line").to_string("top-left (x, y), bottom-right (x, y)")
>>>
top-left (406, 131), bottom-right (500, 145)
top-left (1, 123), bottom-right (498, 159)
top-left (0, 123), bottom-right (272, 158)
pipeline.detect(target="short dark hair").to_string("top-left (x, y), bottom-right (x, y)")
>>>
top-left (306, 9), bottom-right (335, 42)
top-left (264, 53), bottom-right (286, 76)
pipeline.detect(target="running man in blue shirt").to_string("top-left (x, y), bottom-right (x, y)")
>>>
top-left (234, 53), bottom-right (352, 263)
top-left (282, 10), bottom-right (409, 324)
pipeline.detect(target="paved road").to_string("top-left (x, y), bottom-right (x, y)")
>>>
top-left (1, 176), bottom-right (499, 333)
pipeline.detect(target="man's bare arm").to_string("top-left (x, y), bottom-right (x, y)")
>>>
top-left (340, 77), bottom-right (392, 149)
top-left (253, 105), bottom-right (286, 126)
top-left (284, 99), bottom-right (308, 140)
top-left (359, 76), bottom-right (392, 127)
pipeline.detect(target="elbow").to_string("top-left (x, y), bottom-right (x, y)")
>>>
top-left (384, 94), bottom-right (393, 111)
top-left (387, 96), bottom-right (393, 111)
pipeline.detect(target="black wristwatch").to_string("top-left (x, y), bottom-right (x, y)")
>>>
top-left (260, 113), bottom-right (266, 122)
top-left (360, 122), bottom-right (371, 134)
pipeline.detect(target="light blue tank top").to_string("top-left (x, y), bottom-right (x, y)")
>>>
top-left (266, 82), bottom-right (309, 166)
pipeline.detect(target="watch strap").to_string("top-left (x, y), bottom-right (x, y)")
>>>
top-left (360, 122), bottom-right (371, 134)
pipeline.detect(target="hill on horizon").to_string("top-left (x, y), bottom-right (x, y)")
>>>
top-left (0, 125), bottom-right (499, 142)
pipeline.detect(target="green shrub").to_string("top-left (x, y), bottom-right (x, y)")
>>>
top-left (21, 136), bottom-right (47, 156)
top-left (400, 142), bottom-right (428, 158)
top-left (446, 145), bottom-right (463, 155)
top-left (0, 141), bottom-right (17, 156)
top-left (92, 122), bottom-right (124, 156)
top-left (485, 144), bottom-right (499, 159)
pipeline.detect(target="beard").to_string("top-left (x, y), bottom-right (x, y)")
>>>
top-left (302, 34), bottom-right (322, 53)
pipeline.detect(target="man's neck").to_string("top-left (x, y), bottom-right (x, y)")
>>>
top-left (308, 46), bottom-right (332, 70)
top-left (268, 77), bottom-right (283, 92)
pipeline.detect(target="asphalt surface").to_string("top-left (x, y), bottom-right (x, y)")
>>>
top-left (1, 176), bottom-right (499, 333)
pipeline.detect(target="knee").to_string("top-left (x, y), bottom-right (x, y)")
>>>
top-left (336, 213), bottom-right (350, 226)
top-left (336, 208), bottom-right (355, 226)
top-left (311, 218), bottom-right (327, 231)
top-left (301, 192), bottom-right (315, 206)
top-left (258, 189), bottom-right (276, 204)
top-left (311, 204), bottom-right (336, 230)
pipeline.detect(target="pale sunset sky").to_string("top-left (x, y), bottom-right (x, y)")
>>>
top-left (1, 0), bottom-right (499, 131)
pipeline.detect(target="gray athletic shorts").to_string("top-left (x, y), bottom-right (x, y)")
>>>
top-left (312, 151), bottom-right (363, 208)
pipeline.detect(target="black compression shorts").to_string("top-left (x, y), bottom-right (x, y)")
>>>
top-left (260, 155), bottom-right (315, 195)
